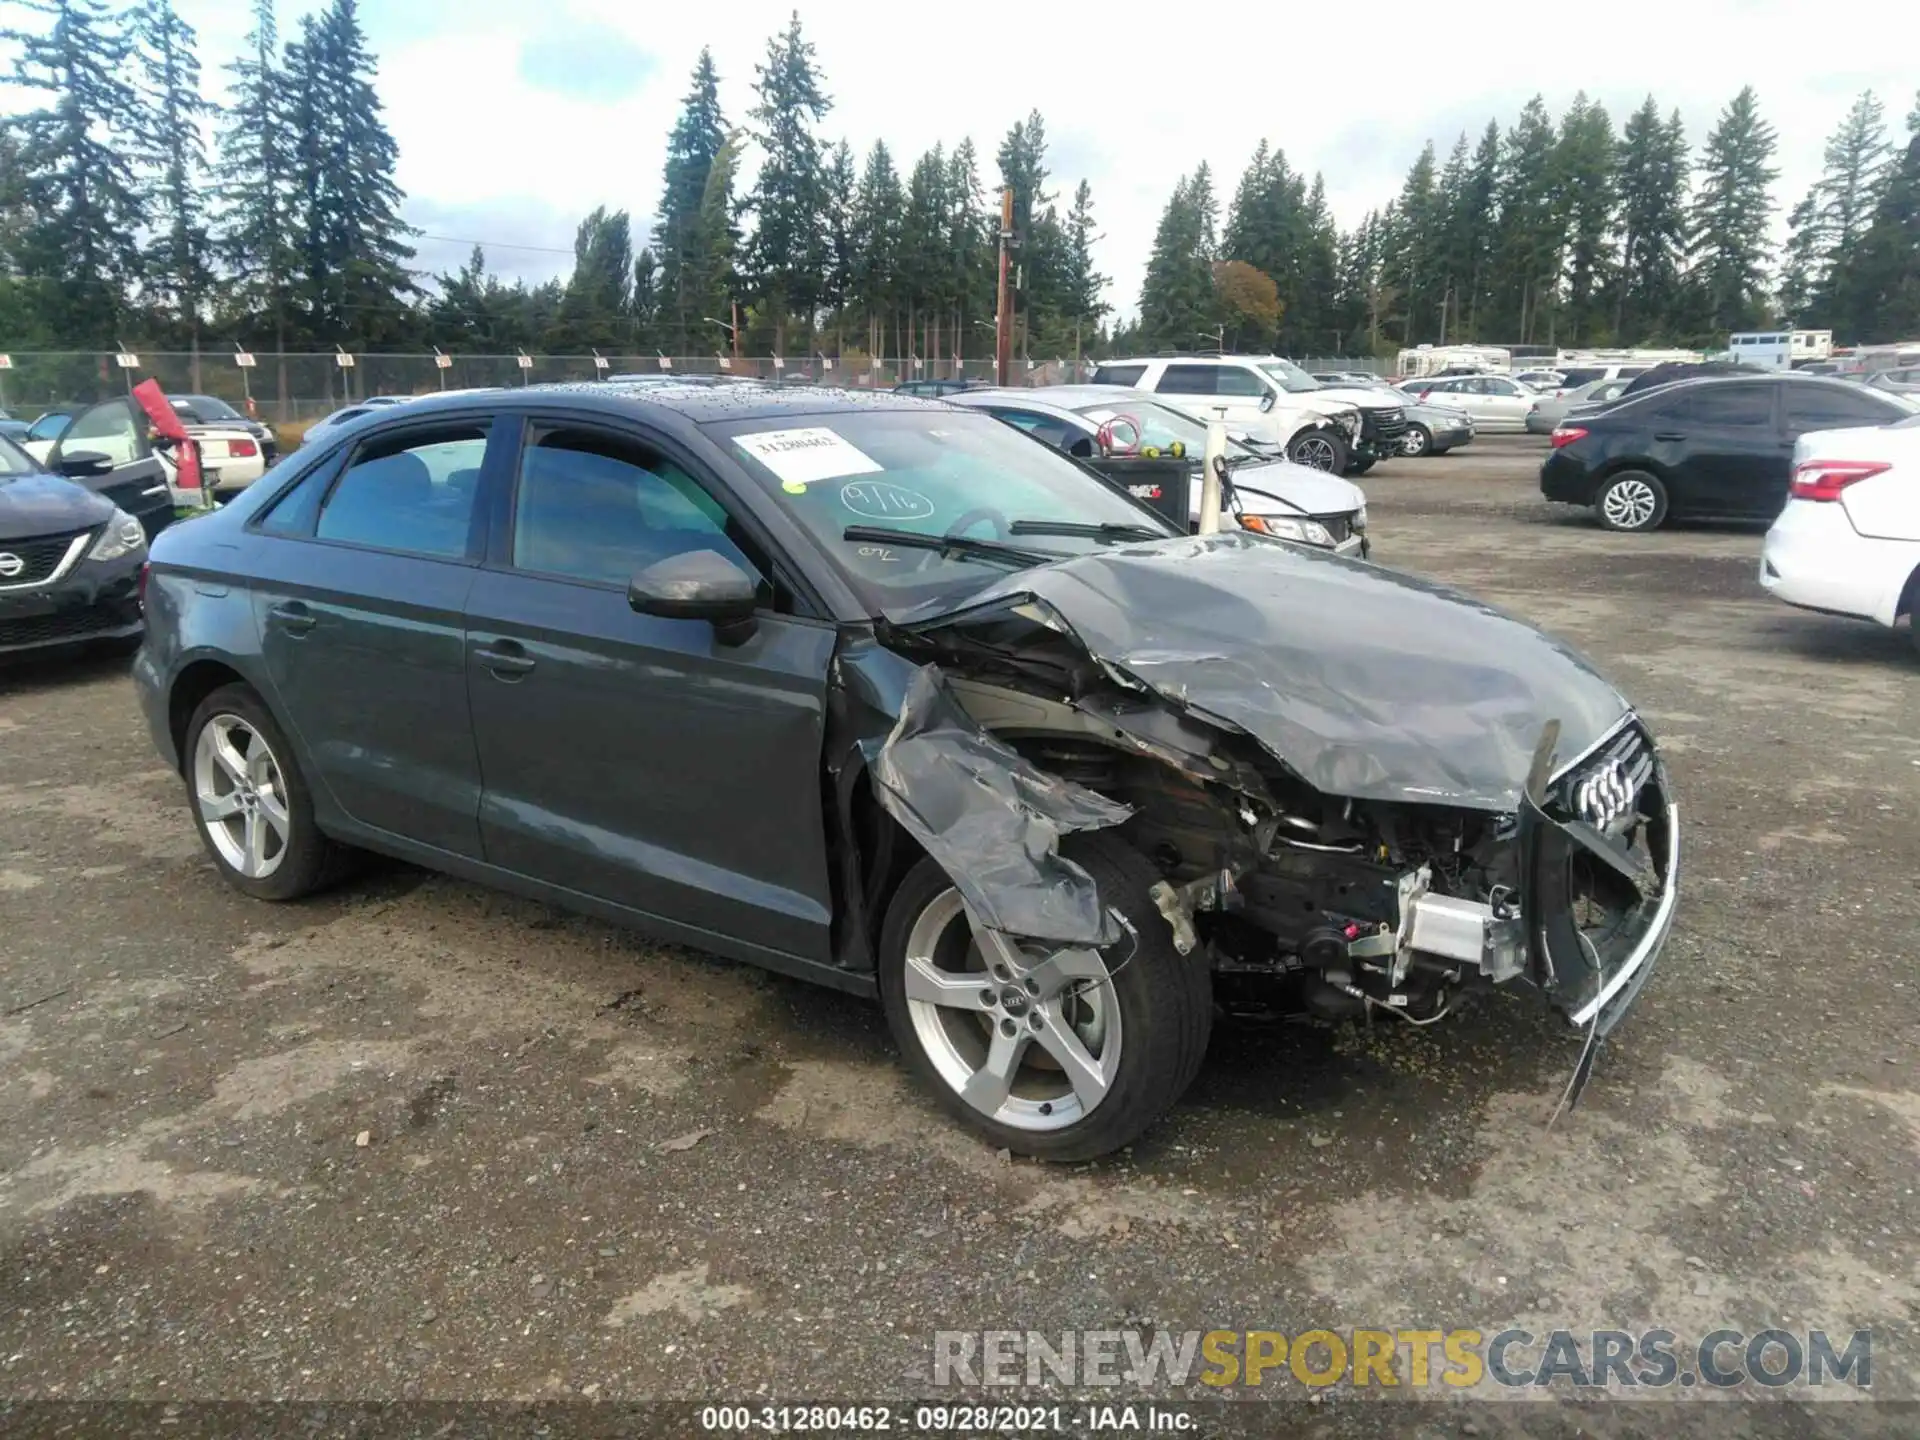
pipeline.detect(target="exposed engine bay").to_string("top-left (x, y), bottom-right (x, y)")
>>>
top-left (871, 560), bottom-right (1677, 1046)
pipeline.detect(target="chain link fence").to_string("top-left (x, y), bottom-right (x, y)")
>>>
top-left (0, 351), bottom-right (1095, 425)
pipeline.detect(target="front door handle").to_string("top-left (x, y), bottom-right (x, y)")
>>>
top-left (268, 601), bottom-right (317, 635)
top-left (473, 642), bottom-right (536, 678)
top-left (1653, 432), bottom-right (1686, 442)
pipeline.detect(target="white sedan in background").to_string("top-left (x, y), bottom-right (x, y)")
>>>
top-left (1761, 413), bottom-right (1920, 651)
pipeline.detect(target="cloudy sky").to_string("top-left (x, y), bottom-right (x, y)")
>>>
top-left (124, 1), bottom-right (1920, 317)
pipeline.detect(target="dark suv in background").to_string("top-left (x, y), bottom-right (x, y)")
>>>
top-left (1539, 373), bottom-right (1915, 531)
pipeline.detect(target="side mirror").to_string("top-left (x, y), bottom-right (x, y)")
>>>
top-left (627, 549), bottom-right (760, 646)
top-left (57, 450), bottom-right (115, 478)
top-left (1258, 392), bottom-right (1276, 413)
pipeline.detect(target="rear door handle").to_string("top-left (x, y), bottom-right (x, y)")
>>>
top-left (473, 641), bottom-right (536, 677)
top-left (268, 601), bottom-right (317, 635)
top-left (1653, 432), bottom-right (1686, 442)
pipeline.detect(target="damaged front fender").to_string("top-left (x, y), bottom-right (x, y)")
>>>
top-left (869, 666), bottom-right (1133, 946)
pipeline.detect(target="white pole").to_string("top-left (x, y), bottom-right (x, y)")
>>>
top-left (1198, 416), bottom-right (1227, 535)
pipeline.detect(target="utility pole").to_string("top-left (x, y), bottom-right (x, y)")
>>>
top-left (730, 299), bottom-right (743, 365)
top-left (995, 186), bottom-right (1014, 387)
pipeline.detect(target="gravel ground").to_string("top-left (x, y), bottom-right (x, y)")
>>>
top-left (2, 436), bottom-right (1916, 1435)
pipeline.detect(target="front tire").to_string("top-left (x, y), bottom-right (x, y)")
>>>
top-left (878, 834), bottom-right (1211, 1161)
top-left (1348, 455), bottom-right (1376, 476)
top-left (1401, 424), bottom-right (1431, 457)
top-left (1594, 470), bottom-right (1669, 532)
top-left (184, 683), bottom-right (345, 901)
top-left (1287, 427), bottom-right (1349, 474)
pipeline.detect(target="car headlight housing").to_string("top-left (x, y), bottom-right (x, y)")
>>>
top-left (1351, 505), bottom-right (1368, 532)
top-left (1334, 408), bottom-right (1362, 437)
top-left (88, 509), bottom-right (146, 563)
top-left (1242, 514), bottom-right (1334, 546)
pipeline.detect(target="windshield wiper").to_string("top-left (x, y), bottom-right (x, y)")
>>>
top-left (842, 524), bottom-right (1060, 569)
top-left (1006, 519), bottom-right (1168, 542)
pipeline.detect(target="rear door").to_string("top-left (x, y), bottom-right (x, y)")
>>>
top-left (249, 415), bottom-right (496, 856)
top-left (1656, 382), bottom-right (1785, 517)
top-left (44, 398), bottom-right (175, 537)
top-left (462, 414), bottom-right (838, 960)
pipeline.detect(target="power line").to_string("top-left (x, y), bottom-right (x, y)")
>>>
top-left (412, 232), bottom-right (577, 257)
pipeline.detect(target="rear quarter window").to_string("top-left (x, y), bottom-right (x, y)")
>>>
top-left (1091, 364), bottom-right (1146, 387)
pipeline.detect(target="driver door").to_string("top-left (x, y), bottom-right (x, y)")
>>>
top-left (463, 414), bottom-right (840, 962)
top-left (44, 398), bottom-right (176, 537)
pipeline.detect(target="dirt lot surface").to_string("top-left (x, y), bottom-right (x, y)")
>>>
top-left (2, 436), bottom-right (1916, 1434)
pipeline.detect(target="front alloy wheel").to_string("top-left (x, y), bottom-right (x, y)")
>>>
top-left (1401, 424), bottom-right (1431, 457)
top-left (901, 887), bottom-right (1124, 1133)
top-left (1595, 470), bottom-right (1668, 532)
top-left (878, 835), bottom-right (1211, 1160)
top-left (1289, 430), bottom-right (1345, 473)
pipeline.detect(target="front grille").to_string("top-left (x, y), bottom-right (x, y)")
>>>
top-left (0, 604), bottom-right (134, 649)
top-left (0, 531), bottom-right (87, 587)
top-left (1563, 724), bottom-right (1655, 834)
top-left (1362, 407), bottom-right (1407, 442)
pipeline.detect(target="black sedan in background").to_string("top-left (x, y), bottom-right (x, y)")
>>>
top-left (1540, 374), bottom-right (1915, 531)
top-left (0, 431), bottom-right (152, 657)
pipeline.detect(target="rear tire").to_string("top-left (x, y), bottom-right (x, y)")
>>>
top-left (1287, 427), bottom-right (1348, 474)
top-left (184, 683), bottom-right (348, 902)
top-left (1594, 470), bottom-right (1669, 532)
top-left (878, 834), bottom-right (1211, 1161)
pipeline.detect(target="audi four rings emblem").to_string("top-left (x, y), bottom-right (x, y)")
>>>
top-left (0, 553), bottom-right (24, 578)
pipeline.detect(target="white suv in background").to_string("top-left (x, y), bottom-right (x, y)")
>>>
top-left (1091, 356), bottom-right (1407, 475)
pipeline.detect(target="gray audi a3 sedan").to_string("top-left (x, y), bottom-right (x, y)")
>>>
top-left (134, 381), bottom-right (1678, 1160)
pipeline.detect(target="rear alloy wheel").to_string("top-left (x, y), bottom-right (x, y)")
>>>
top-left (879, 834), bottom-right (1210, 1161)
top-left (1288, 427), bottom-right (1348, 474)
top-left (185, 683), bottom-right (347, 901)
top-left (1401, 424), bottom-right (1432, 457)
top-left (1595, 470), bottom-right (1669, 532)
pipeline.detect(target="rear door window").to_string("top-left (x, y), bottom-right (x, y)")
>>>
top-left (1784, 385), bottom-right (1904, 432)
top-left (315, 425), bottom-right (489, 559)
top-left (1155, 365), bottom-right (1219, 396)
top-left (1678, 385), bottom-right (1774, 427)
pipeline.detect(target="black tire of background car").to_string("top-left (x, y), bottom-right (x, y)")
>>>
top-left (185, 683), bottom-right (354, 901)
top-left (1401, 424), bottom-right (1431, 457)
top-left (878, 833), bottom-right (1212, 1162)
top-left (1593, 469), bottom-right (1670, 533)
top-left (1287, 427), bottom-right (1349, 475)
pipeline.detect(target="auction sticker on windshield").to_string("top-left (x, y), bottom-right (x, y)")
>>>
top-left (734, 426), bottom-right (883, 488)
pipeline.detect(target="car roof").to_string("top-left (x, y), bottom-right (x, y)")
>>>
top-left (373, 378), bottom-right (944, 427)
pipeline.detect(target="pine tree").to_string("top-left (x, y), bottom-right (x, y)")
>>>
top-left (1809, 91), bottom-right (1894, 327)
top-left (1428, 134), bottom-right (1475, 343)
top-left (944, 139), bottom-right (990, 360)
top-left (212, 0), bottom-right (295, 370)
top-left (898, 145), bottom-right (947, 363)
top-left (1457, 122), bottom-right (1502, 338)
top-left (2, 0), bottom-right (147, 344)
top-left (655, 49), bottom-right (726, 354)
top-left (552, 207), bottom-right (633, 351)
top-left (1382, 141), bottom-right (1439, 344)
top-left (1551, 93), bottom-right (1618, 345)
top-left (630, 247), bottom-right (659, 351)
top-left (1687, 86), bottom-right (1779, 336)
top-left (1062, 180), bottom-right (1108, 339)
top-left (1490, 97), bottom-right (1562, 344)
top-left (821, 141), bottom-right (856, 322)
top-left (849, 140), bottom-right (902, 358)
top-left (1840, 122), bottom-right (1920, 341)
top-left (1292, 175), bottom-right (1340, 353)
top-left (1138, 166), bottom-right (1218, 349)
top-left (1776, 191), bottom-right (1824, 323)
top-left (683, 131), bottom-right (742, 354)
top-left (1613, 99), bottom-right (1690, 340)
top-left (741, 10), bottom-right (832, 354)
top-left (995, 110), bottom-right (1053, 360)
top-left (129, 0), bottom-right (210, 355)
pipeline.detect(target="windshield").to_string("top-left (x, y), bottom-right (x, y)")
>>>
top-left (1259, 359), bottom-right (1323, 394)
top-left (178, 394), bottom-right (244, 421)
top-left (1069, 398), bottom-right (1255, 457)
top-left (711, 409), bottom-right (1182, 611)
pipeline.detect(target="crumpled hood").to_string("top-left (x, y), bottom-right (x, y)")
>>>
top-left (1226, 459), bottom-right (1364, 517)
top-left (0, 470), bottom-right (115, 541)
top-left (893, 531), bottom-right (1631, 811)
